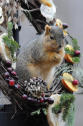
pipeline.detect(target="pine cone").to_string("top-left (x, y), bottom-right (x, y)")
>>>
top-left (25, 77), bottom-right (47, 98)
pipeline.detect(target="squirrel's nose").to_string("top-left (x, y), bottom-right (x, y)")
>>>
top-left (58, 41), bottom-right (64, 49)
top-left (57, 45), bottom-right (62, 50)
top-left (50, 35), bottom-right (54, 40)
top-left (58, 45), bottom-right (62, 48)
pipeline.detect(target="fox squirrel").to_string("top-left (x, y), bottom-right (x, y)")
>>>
top-left (16, 25), bottom-right (64, 89)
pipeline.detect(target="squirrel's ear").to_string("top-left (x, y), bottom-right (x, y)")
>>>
top-left (45, 25), bottom-right (51, 35)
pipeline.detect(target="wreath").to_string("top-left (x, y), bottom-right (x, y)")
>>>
top-left (0, 1), bottom-right (83, 126)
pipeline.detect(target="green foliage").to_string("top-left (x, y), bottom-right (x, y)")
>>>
top-left (64, 48), bottom-right (80, 63)
top-left (31, 109), bottom-right (40, 116)
top-left (72, 57), bottom-right (80, 63)
top-left (43, 108), bottom-right (47, 115)
top-left (52, 93), bottom-right (75, 121)
top-left (7, 22), bottom-right (13, 38)
top-left (65, 48), bottom-right (74, 56)
top-left (31, 108), bottom-right (47, 116)
top-left (72, 67), bottom-right (83, 90)
top-left (68, 34), bottom-right (80, 50)
top-left (2, 22), bottom-right (20, 60)
top-left (60, 93), bottom-right (75, 104)
top-left (65, 35), bottom-right (80, 63)
top-left (72, 38), bottom-right (80, 50)
top-left (3, 35), bottom-right (20, 59)
top-left (52, 104), bottom-right (61, 114)
top-left (66, 103), bottom-right (75, 126)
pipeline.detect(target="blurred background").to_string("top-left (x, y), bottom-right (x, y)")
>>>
top-left (19, 0), bottom-right (83, 126)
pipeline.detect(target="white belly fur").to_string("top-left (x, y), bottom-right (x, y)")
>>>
top-left (45, 67), bottom-right (55, 89)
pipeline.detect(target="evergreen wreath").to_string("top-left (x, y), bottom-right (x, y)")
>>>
top-left (0, 1), bottom-right (83, 126)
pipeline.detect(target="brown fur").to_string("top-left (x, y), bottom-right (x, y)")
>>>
top-left (27, 45), bottom-right (64, 89)
top-left (16, 25), bottom-right (64, 89)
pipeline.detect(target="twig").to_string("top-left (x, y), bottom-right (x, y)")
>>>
top-left (21, 7), bottom-right (40, 13)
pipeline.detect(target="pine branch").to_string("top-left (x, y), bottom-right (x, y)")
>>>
top-left (66, 103), bottom-right (75, 126)
top-left (3, 35), bottom-right (20, 59)
top-left (72, 57), bottom-right (80, 63)
top-left (68, 33), bottom-right (80, 50)
top-left (2, 22), bottom-right (20, 60)
top-left (65, 48), bottom-right (74, 56)
top-left (52, 93), bottom-right (75, 121)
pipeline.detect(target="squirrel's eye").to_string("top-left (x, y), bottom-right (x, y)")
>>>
top-left (58, 45), bottom-right (62, 48)
top-left (50, 36), bottom-right (54, 40)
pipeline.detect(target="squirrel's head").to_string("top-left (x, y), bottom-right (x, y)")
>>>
top-left (44, 25), bottom-right (64, 52)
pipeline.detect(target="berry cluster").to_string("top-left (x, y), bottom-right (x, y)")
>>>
top-left (2, 60), bottom-right (18, 87)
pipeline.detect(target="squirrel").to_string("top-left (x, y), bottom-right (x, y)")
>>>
top-left (16, 25), bottom-right (65, 89)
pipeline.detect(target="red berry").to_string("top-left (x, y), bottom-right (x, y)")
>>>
top-left (11, 71), bottom-right (17, 76)
top-left (75, 50), bottom-right (80, 56)
top-left (40, 98), bottom-right (44, 103)
top-left (9, 80), bottom-right (15, 86)
top-left (22, 94), bottom-right (27, 99)
top-left (72, 80), bottom-right (79, 85)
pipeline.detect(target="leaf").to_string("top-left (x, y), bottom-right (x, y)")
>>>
top-left (66, 103), bottom-right (75, 126)
top-left (3, 35), bottom-right (20, 59)
top-left (68, 34), bottom-right (80, 50)
top-left (3, 36), bottom-right (11, 47)
top-left (31, 109), bottom-right (40, 116)
top-left (72, 57), bottom-right (80, 63)
top-left (72, 38), bottom-right (80, 50)
top-left (7, 22), bottom-right (13, 38)
top-left (8, 22), bottom-right (13, 31)
top-left (52, 104), bottom-right (62, 114)
top-left (52, 93), bottom-right (75, 121)
top-left (60, 93), bottom-right (75, 104)
top-left (42, 108), bottom-right (47, 115)
top-left (65, 48), bottom-right (74, 56)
